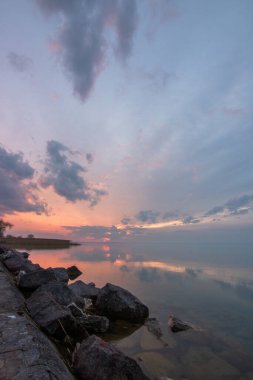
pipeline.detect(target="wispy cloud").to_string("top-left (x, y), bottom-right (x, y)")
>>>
top-left (136, 210), bottom-right (160, 224)
top-left (37, 0), bottom-right (138, 101)
top-left (121, 217), bottom-right (132, 225)
top-left (182, 216), bottom-right (200, 224)
top-left (40, 140), bottom-right (107, 206)
top-left (7, 52), bottom-right (33, 73)
top-left (86, 153), bottom-right (94, 164)
top-left (126, 194), bottom-right (253, 228)
top-left (205, 195), bottom-right (253, 218)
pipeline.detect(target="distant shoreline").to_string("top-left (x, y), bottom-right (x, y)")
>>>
top-left (0, 237), bottom-right (80, 249)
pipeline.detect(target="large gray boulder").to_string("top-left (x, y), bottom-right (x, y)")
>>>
top-left (69, 280), bottom-right (99, 301)
top-left (26, 291), bottom-right (87, 341)
top-left (31, 281), bottom-right (85, 308)
top-left (96, 283), bottom-right (149, 323)
top-left (17, 268), bottom-right (57, 290)
top-left (50, 267), bottom-right (69, 283)
top-left (73, 335), bottom-right (149, 380)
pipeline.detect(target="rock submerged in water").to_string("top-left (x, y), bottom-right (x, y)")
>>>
top-left (145, 317), bottom-right (163, 339)
top-left (96, 283), bottom-right (149, 323)
top-left (168, 315), bottom-right (193, 333)
top-left (73, 335), bottom-right (150, 380)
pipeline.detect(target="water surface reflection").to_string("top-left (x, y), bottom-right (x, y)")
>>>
top-left (29, 242), bottom-right (253, 379)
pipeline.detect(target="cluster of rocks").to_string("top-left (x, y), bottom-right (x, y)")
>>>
top-left (0, 246), bottom-right (150, 380)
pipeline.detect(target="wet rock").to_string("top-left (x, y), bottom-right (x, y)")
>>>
top-left (69, 280), bottom-right (99, 301)
top-left (96, 283), bottom-right (149, 323)
top-left (66, 265), bottom-right (82, 280)
top-left (17, 268), bottom-right (57, 290)
top-left (140, 327), bottom-right (164, 350)
top-left (67, 303), bottom-right (109, 333)
top-left (168, 315), bottom-right (193, 333)
top-left (31, 281), bottom-right (84, 308)
top-left (184, 346), bottom-right (240, 380)
top-left (78, 314), bottom-right (109, 333)
top-left (51, 267), bottom-right (69, 283)
top-left (26, 291), bottom-right (87, 341)
top-left (73, 335), bottom-right (149, 380)
top-left (135, 352), bottom-right (175, 379)
top-left (145, 317), bottom-right (163, 339)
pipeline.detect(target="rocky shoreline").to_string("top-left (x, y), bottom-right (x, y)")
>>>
top-left (0, 245), bottom-right (151, 380)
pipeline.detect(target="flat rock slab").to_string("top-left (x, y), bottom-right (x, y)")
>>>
top-left (0, 314), bottom-right (74, 380)
top-left (0, 265), bottom-right (24, 314)
top-left (0, 262), bottom-right (74, 380)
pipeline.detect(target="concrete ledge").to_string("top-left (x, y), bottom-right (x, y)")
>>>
top-left (0, 262), bottom-right (74, 380)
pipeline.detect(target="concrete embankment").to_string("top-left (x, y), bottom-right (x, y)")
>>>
top-left (0, 261), bottom-right (74, 380)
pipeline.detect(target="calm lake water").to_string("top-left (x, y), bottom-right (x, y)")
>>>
top-left (29, 237), bottom-right (253, 380)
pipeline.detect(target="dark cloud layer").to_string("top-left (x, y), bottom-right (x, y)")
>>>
top-left (40, 140), bottom-right (107, 206)
top-left (37, 0), bottom-right (138, 100)
top-left (121, 217), bottom-right (132, 225)
top-left (205, 195), bottom-right (253, 218)
top-left (7, 52), bottom-right (33, 73)
top-left (162, 211), bottom-right (179, 220)
top-left (182, 215), bottom-right (200, 224)
top-left (86, 153), bottom-right (94, 164)
top-left (63, 224), bottom-right (145, 241)
top-left (0, 146), bottom-right (48, 216)
top-left (136, 209), bottom-right (160, 224)
top-left (131, 194), bottom-right (253, 228)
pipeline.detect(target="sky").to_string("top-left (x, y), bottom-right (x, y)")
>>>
top-left (0, 0), bottom-right (253, 242)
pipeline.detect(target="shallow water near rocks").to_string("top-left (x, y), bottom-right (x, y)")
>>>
top-left (29, 236), bottom-right (253, 380)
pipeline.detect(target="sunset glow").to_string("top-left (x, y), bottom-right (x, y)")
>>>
top-left (0, 0), bottom-right (252, 240)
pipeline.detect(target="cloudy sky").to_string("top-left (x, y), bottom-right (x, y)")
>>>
top-left (0, 0), bottom-right (252, 241)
